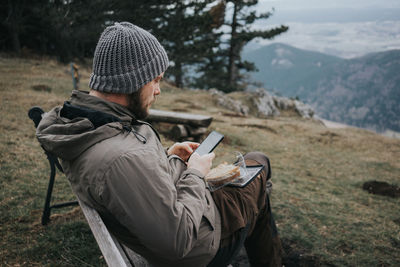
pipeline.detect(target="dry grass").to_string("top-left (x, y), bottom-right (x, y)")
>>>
top-left (1, 56), bottom-right (399, 266)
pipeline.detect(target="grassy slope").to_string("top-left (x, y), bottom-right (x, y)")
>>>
top-left (0, 56), bottom-right (399, 266)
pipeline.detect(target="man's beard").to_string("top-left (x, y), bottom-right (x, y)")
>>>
top-left (127, 91), bottom-right (148, 120)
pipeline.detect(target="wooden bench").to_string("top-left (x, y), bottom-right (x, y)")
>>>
top-left (77, 197), bottom-right (151, 267)
top-left (29, 106), bottom-right (151, 266)
top-left (147, 109), bottom-right (212, 141)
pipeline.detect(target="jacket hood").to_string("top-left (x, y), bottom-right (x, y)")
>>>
top-left (36, 90), bottom-right (136, 161)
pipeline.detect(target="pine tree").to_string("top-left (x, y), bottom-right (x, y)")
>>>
top-left (191, 0), bottom-right (227, 90)
top-left (157, 0), bottom-right (219, 88)
top-left (195, 0), bottom-right (288, 92)
top-left (1, 0), bottom-right (33, 54)
top-left (41, 0), bottom-right (115, 62)
top-left (225, 0), bottom-right (288, 91)
top-left (1, 0), bottom-right (115, 61)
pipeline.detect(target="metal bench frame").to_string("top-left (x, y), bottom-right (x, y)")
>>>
top-left (28, 106), bottom-right (78, 225)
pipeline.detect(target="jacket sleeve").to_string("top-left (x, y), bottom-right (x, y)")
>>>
top-left (100, 147), bottom-right (208, 260)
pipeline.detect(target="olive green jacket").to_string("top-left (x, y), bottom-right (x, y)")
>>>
top-left (36, 90), bottom-right (221, 266)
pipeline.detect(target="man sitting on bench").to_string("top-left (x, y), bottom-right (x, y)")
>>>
top-left (36, 22), bottom-right (282, 267)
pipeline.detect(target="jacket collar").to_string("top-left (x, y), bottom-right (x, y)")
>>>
top-left (69, 90), bottom-right (137, 124)
top-left (68, 90), bottom-right (161, 141)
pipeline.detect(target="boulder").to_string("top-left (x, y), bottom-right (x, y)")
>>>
top-left (251, 89), bottom-right (280, 117)
top-left (273, 96), bottom-right (295, 110)
top-left (294, 100), bottom-right (314, 119)
top-left (210, 89), bottom-right (249, 116)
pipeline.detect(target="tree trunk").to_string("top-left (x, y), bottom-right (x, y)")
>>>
top-left (173, 1), bottom-right (184, 88)
top-left (174, 60), bottom-right (183, 88)
top-left (228, 1), bottom-right (239, 90)
top-left (9, 26), bottom-right (21, 54)
top-left (6, 0), bottom-right (22, 54)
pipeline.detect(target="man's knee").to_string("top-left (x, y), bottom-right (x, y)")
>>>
top-left (244, 151), bottom-right (269, 163)
top-left (244, 151), bottom-right (271, 179)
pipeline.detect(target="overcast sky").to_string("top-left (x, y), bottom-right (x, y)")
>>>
top-left (247, 0), bottom-right (400, 58)
top-left (258, 0), bottom-right (400, 10)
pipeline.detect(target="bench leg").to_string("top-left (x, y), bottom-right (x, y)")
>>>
top-left (41, 154), bottom-right (57, 225)
top-left (41, 153), bottom-right (78, 225)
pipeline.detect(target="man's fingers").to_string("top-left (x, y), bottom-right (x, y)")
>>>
top-left (183, 141), bottom-right (200, 149)
top-left (180, 143), bottom-right (193, 153)
top-left (187, 152), bottom-right (215, 176)
top-left (191, 143), bottom-right (200, 149)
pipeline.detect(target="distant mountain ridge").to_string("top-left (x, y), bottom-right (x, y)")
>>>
top-left (243, 43), bottom-right (400, 132)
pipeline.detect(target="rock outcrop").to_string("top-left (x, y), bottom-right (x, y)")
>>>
top-left (210, 88), bottom-right (315, 119)
top-left (293, 100), bottom-right (314, 119)
top-left (274, 96), bottom-right (295, 110)
top-left (210, 89), bottom-right (249, 116)
top-left (251, 89), bottom-right (280, 117)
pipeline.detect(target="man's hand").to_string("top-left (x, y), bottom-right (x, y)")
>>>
top-left (167, 141), bottom-right (200, 162)
top-left (187, 152), bottom-right (215, 177)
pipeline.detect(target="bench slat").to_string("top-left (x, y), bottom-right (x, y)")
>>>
top-left (78, 199), bottom-right (133, 267)
top-left (121, 244), bottom-right (152, 267)
top-left (148, 109), bottom-right (212, 127)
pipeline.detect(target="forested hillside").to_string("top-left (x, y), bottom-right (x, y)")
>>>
top-left (0, 0), bottom-right (287, 92)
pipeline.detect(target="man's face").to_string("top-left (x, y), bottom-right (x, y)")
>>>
top-left (128, 72), bottom-right (163, 119)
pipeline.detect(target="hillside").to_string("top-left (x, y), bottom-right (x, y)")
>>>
top-left (0, 56), bottom-right (399, 266)
top-left (244, 43), bottom-right (342, 95)
top-left (243, 43), bottom-right (400, 133)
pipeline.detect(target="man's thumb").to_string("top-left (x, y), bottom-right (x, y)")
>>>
top-left (207, 152), bottom-right (215, 160)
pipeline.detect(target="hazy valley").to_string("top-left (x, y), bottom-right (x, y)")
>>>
top-left (244, 43), bottom-right (400, 133)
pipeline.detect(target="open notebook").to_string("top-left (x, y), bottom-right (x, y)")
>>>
top-left (228, 164), bottom-right (265, 188)
top-left (207, 164), bottom-right (264, 191)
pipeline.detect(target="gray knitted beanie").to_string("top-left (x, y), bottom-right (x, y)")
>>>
top-left (89, 22), bottom-right (169, 94)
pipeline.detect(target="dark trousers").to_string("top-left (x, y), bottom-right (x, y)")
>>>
top-left (208, 152), bottom-right (283, 267)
